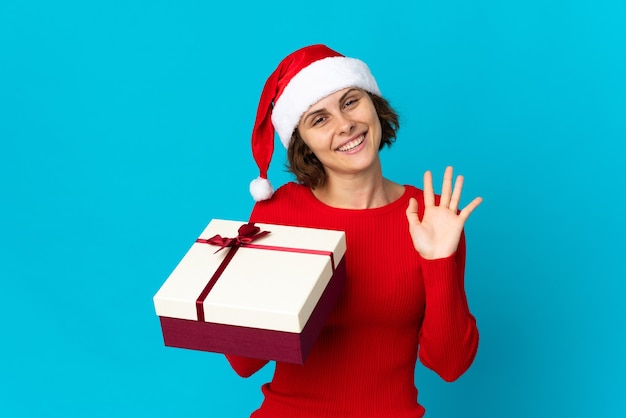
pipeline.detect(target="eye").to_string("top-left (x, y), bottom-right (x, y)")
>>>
top-left (343, 97), bottom-right (359, 109)
top-left (312, 116), bottom-right (327, 126)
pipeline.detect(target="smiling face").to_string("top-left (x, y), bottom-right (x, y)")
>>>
top-left (296, 87), bottom-right (383, 182)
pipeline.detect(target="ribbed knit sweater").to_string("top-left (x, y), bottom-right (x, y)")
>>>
top-left (226, 182), bottom-right (478, 417)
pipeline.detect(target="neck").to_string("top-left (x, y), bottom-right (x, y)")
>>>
top-left (311, 164), bottom-right (404, 209)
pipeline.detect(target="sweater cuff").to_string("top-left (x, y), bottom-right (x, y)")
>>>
top-left (419, 253), bottom-right (458, 288)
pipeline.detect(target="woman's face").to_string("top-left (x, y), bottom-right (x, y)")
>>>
top-left (297, 88), bottom-right (382, 180)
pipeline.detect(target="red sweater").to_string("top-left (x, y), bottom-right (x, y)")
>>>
top-left (226, 183), bottom-right (478, 417)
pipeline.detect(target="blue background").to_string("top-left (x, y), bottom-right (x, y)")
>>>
top-left (1, 0), bottom-right (624, 416)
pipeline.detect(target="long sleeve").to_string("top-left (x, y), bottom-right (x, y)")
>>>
top-left (416, 231), bottom-right (479, 381)
top-left (225, 354), bottom-right (269, 378)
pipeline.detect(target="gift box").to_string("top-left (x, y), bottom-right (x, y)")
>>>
top-left (153, 219), bottom-right (347, 364)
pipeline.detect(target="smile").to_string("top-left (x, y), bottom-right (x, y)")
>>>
top-left (336, 134), bottom-right (365, 152)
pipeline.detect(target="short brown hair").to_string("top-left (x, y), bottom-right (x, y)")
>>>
top-left (286, 93), bottom-right (399, 189)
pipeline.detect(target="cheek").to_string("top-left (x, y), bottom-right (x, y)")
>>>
top-left (371, 118), bottom-right (383, 141)
top-left (301, 130), bottom-right (331, 152)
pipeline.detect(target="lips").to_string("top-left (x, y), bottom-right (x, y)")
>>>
top-left (336, 134), bottom-right (365, 152)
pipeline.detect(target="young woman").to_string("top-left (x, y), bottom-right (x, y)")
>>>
top-left (227, 44), bottom-right (482, 417)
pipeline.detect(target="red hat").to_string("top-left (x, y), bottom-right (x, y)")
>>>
top-left (249, 44), bottom-right (381, 201)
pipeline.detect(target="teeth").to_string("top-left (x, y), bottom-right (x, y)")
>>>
top-left (337, 135), bottom-right (364, 152)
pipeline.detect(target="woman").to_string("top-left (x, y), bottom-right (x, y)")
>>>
top-left (227, 44), bottom-right (482, 417)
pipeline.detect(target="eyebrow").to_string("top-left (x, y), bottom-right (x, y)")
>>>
top-left (301, 88), bottom-right (361, 125)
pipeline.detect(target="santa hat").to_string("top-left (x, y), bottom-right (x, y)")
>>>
top-left (249, 44), bottom-right (381, 201)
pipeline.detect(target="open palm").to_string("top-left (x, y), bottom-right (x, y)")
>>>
top-left (405, 166), bottom-right (482, 260)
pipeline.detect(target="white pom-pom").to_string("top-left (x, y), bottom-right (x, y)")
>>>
top-left (249, 177), bottom-right (274, 201)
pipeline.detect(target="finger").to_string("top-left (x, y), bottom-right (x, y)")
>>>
top-left (405, 197), bottom-right (420, 225)
top-left (449, 174), bottom-right (464, 213)
top-left (459, 196), bottom-right (483, 221)
top-left (439, 166), bottom-right (454, 208)
top-left (423, 170), bottom-right (435, 207)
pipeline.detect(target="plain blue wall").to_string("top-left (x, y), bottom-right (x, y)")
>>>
top-left (1, 1), bottom-right (624, 416)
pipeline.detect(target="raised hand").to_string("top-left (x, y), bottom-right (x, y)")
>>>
top-left (405, 166), bottom-right (482, 260)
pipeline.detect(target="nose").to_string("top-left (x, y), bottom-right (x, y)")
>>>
top-left (335, 112), bottom-right (355, 135)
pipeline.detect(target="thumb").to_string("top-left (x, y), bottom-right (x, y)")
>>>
top-left (405, 197), bottom-right (420, 226)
